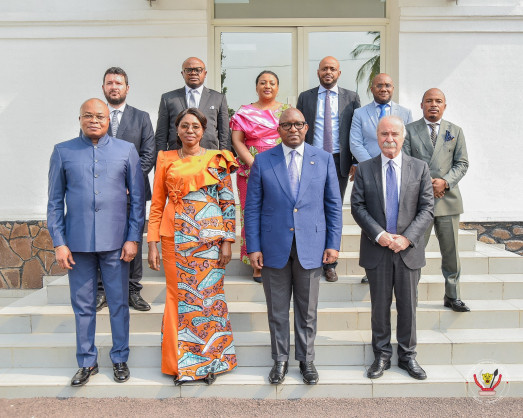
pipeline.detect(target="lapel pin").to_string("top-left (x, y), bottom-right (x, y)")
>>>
top-left (310, 161), bottom-right (315, 164)
top-left (210, 105), bottom-right (215, 110)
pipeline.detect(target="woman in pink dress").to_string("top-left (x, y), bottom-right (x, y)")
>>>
top-left (230, 70), bottom-right (290, 282)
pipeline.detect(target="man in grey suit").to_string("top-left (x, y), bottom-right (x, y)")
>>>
top-left (155, 57), bottom-right (230, 151)
top-left (245, 108), bottom-right (342, 386)
top-left (96, 67), bottom-right (155, 312)
top-left (403, 88), bottom-right (470, 312)
top-left (296, 56), bottom-right (360, 283)
top-left (350, 73), bottom-right (413, 284)
top-left (351, 116), bottom-right (434, 380)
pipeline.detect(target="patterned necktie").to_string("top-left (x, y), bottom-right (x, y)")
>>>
top-left (386, 160), bottom-right (399, 234)
top-left (111, 110), bottom-right (120, 137)
top-left (323, 90), bottom-right (333, 153)
top-left (430, 123), bottom-right (438, 147)
top-left (188, 89), bottom-right (197, 108)
top-left (378, 103), bottom-right (387, 120)
top-left (288, 150), bottom-right (299, 202)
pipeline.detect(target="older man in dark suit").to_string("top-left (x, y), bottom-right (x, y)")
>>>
top-left (297, 56), bottom-right (360, 282)
top-left (351, 116), bottom-right (433, 380)
top-left (155, 57), bottom-right (230, 151)
top-left (96, 67), bottom-right (155, 312)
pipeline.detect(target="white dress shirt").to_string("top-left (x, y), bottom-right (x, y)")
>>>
top-left (313, 85), bottom-right (340, 153)
top-left (282, 142), bottom-right (305, 180)
top-left (375, 151), bottom-right (402, 242)
top-left (375, 100), bottom-right (391, 118)
top-left (108, 103), bottom-right (126, 125)
top-left (424, 117), bottom-right (441, 137)
top-left (185, 85), bottom-right (204, 108)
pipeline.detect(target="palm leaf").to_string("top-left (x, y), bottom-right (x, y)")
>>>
top-left (350, 31), bottom-right (381, 94)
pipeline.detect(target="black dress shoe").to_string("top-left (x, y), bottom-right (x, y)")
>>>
top-left (367, 357), bottom-right (390, 379)
top-left (268, 361), bottom-right (288, 385)
top-left (129, 292), bottom-right (151, 311)
top-left (361, 275), bottom-right (368, 284)
top-left (113, 362), bottom-right (130, 383)
top-left (253, 276), bottom-right (262, 284)
top-left (71, 364), bottom-right (98, 387)
top-left (203, 373), bottom-right (217, 385)
top-left (398, 358), bottom-right (427, 380)
top-left (96, 294), bottom-right (107, 312)
top-left (299, 361), bottom-right (319, 385)
top-left (324, 268), bottom-right (338, 282)
top-left (443, 295), bottom-right (470, 312)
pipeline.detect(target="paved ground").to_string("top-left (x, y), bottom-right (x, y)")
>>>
top-left (2, 397), bottom-right (521, 417)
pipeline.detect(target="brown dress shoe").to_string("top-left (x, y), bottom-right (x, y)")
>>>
top-left (324, 267), bottom-right (338, 282)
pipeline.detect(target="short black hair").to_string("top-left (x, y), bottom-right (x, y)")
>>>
top-left (103, 67), bottom-right (128, 85)
top-left (255, 70), bottom-right (279, 86)
top-left (174, 108), bottom-right (208, 147)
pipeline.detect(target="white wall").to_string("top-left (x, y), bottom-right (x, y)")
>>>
top-left (0, 0), bottom-right (208, 220)
top-left (398, 2), bottom-right (523, 221)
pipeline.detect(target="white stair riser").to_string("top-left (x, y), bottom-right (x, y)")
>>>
top-left (46, 280), bottom-right (523, 305)
top-left (1, 307), bottom-right (520, 334)
top-left (3, 339), bottom-right (523, 369)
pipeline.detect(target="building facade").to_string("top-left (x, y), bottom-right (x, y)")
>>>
top-left (1, 0), bottom-right (522, 288)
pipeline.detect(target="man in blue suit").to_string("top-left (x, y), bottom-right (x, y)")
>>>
top-left (350, 73), bottom-right (413, 284)
top-left (47, 98), bottom-right (145, 387)
top-left (245, 108), bottom-right (342, 386)
top-left (96, 67), bottom-right (155, 312)
top-left (350, 73), bottom-right (412, 164)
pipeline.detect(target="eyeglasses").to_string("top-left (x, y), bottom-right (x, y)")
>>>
top-left (375, 83), bottom-right (393, 89)
top-left (183, 67), bottom-right (205, 75)
top-left (179, 123), bottom-right (202, 131)
top-left (81, 113), bottom-right (108, 122)
top-left (279, 121), bottom-right (307, 131)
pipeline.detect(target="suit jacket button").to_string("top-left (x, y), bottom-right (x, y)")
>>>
top-left (294, 208), bottom-right (298, 212)
top-left (290, 228), bottom-right (294, 231)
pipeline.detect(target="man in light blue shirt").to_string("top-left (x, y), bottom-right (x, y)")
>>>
top-left (297, 56), bottom-right (360, 283)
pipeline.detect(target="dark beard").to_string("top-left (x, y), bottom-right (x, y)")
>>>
top-left (105, 94), bottom-right (125, 106)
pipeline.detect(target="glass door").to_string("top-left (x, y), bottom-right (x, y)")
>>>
top-left (215, 27), bottom-right (383, 109)
top-left (217, 28), bottom-right (296, 114)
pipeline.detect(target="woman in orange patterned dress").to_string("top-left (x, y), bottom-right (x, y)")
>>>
top-left (147, 108), bottom-right (238, 385)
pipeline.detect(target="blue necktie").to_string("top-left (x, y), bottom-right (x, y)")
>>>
top-left (386, 160), bottom-right (398, 234)
top-left (378, 103), bottom-right (387, 120)
top-left (323, 90), bottom-right (333, 153)
top-left (288, 150), bottom-right (299, 202)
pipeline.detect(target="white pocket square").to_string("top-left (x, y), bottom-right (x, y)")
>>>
top-left (209, 105), bottom-right (215, 110)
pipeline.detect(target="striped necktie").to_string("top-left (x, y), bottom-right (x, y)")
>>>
top-left (429, 123), bottom-right (437, 147)
top-left (111, 110), bottom-right (120, 137)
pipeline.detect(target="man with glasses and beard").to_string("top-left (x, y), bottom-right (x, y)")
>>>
top-left (154, 57), bottom-right (231, 152)
top-left (297, 56), bottom-right (360, 283)
top-left (95, 67), bottom-right (155, 313)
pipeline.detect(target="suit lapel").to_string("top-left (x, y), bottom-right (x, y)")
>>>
top-left (198, 87), bottom-right (210, 111)
top-left (295, 145), bottom-right (316, 204)
top-left (116, 105), bottom-right (132, 137)
top-left (430, 119), bottom-right (448, 164)
top-left (372, 156), bottom-right (385, 214)
top-left (390, 101), bottom-right (399, 116)
top-left (177, 88), bottom-right (187, 108)
top-left (414, 119), bottom-right (434, 157)
top-left (399, 153), bottom-right (412, 207)
top-left (366, 103), bottom-right (378, 130)
top-left (269, 145), bottom-right (295, 205)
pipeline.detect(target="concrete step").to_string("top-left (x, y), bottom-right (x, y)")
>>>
top-left (145, 227), bottom-right (478, 254)
top-left (45, 274), bottom-right (523, 305)
top-left (1, 298), bottom-right (521, 334)
top-left (2, 328), bottom-right (523, 369)
top-left (0, 364), bottom-right (519, 399)
top-left (136, 247), bottom-right (523, 278)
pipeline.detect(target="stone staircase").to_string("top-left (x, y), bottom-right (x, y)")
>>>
top-left (1, 207), bottom-right (523, 399)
